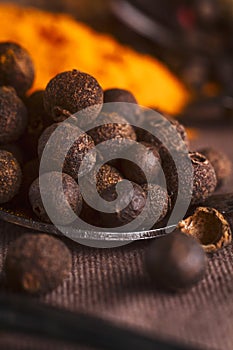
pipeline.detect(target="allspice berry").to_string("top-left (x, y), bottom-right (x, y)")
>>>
top-left (99, 181), bottom-right (146, 228)
top-left (141, 183), bottom-right (170, 226)
top-left (5, 233), bottom-right (72, 295)
top-left (0, 142), bottom-right (24, 165)
top-left (94, 164), bottom-right (123, 194)
top-left (44, 70), bottom-right (103, 125)
top-left (104, 88), bottom-right (138, 104)
top-left (145, 230), bottom-right (207, 292)
top-left (190, 152), bottom-right (217, 205)
top-left (178, 207), bottom-right (232, 253)
top-left (199, 148), bottom-right (232, 188)
top-left (120, 142), bottom-right (161, 184)
top-left (88, 112), bottom-right (136, 156)
top-left (0, 86), bottom-right (27, 144)
top-left (103, 88), bottom-right (140, 124)
top-left (136, 111), bottom-right (189, 149)
top-left (0, 150), bottom-right (22, 204)
top-left (0, 42), bottom-right (35, 96)
top-left (22, 90), bottom-right (53, 159)
top-left (29, 172), bottom-right (83, 225)
top-left (38, 123), bottom-right (96, 180)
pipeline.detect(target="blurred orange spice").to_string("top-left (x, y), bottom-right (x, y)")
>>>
top-left (0, 4), bottom-right (189, 115)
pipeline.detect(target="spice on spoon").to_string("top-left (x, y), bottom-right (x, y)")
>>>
top-left (0, 150), bottom-right (22, 204)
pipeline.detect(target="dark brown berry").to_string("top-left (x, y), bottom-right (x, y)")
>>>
top-left (141, 183), bottom-right (170, 226)
top-left (104, 88), bottom-right (138, 104)
top-left (44, 70), bottom-right (103, 125)
top-left (22, 90), bottom-right (53, 159)
top-left (0, 86), bottom-right (27, 144)
top-left (38, 123), bottom-right (96, 180)
top-left (145, 230), bottom-right (207, 292)
top-left (120, 142), bottom-right (161, 184)
top-left (178, 207), bottom-right (232, 253)
top-left (103, 88), bottom-right (140, 124)
top-left (94, 164), bottom-right (123, 194)
top-left (5, 233), bottom-right (72, 294)
top-left (88, 112), bottom-right (136, 156)
top-left (190, 151), bottom-right (217, 205)
top-left (0, 42), bottom-right (35, 96)
top-left (199, 148), bottom-right (232, 188)
top-left (29, 172), bottom-right (83, 224)
top-left (0, 142), bottom-right (24, 165)
top-left (0, 150), bottom-right (22, 204)
top-left (136, 111), bottom-right (189, 148)
top-left (99, 181), bottom-right (146, 228)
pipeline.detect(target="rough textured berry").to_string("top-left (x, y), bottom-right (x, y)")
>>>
top-left (38, 123), bottom-right (96, 180)
top-left (199, 147), bottom-right (232, 188)
top-left (29, 172), bottom-right (83, 224)
top-left (5, 233), bottom-right (72, 295)
top-left (0, 42), bottom-right (35, 96)
top-left (0, 150), bottom-right (22, 204)
top-left (0, 86), bottom-right (27, 144)
top-left (120, 142), bottom-right (161, 185)
top-left (44, 70), bottom-right (103, 125)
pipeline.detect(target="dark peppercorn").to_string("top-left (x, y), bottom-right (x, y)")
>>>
top-left (120, 142), bottom-right (161, 185)
top-left (44, 70), bottom-right (103, 125)
top-left (178, 206), bottom-right (232, 253)
top-left (103, 88), bottom-right (140, 124)
top-left (136, 113), bottom-right (190, 203)
top-left (22, 90), bottom-right (53, 159)
top-left (79, 165), bottom-right (123, 227)
top-left (5, 233), bottom-right (72, 294)
top-left (199, 147), bottom-right (232, 188)
top-left (99, 181), bottom-right (146, 228)
top-left (141, 183), bottom-right (170, 227)
top-left (94, 164), bottom-right (123, 194)
top-left (145, 230), bottom-right (207, 292)
top-left (0, 150), bottom-right (22, 204)
top-left (38, 123), bottom-right (96, 180)
top-left (0, 42), bottom-right (35, 96)
top-left (0, 86), bottom-right (27, 144)
top-left (104, 88), bottom-right (138, 104)
top-left (88, 112), bottom-right (137, 156)
top-left (0, 142), bottom-right (24, 165)
top-left (136, 111), bottom-right (189, 148)
top-left (29, 172), bottom-right (83, 224)
top-left (160, 151), bottom-right (217, 206)
top-left (190, 151), bottom-right (217, 205)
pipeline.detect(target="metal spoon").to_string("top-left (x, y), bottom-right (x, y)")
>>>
top-left (1, 193), bottom-right (232, 242)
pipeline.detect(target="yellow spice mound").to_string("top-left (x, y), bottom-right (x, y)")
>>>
top-left (0, 3), bottom-right (189, 114)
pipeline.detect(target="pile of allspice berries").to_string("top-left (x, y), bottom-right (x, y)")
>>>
top-left (0, 41), bottom-right (232, 294)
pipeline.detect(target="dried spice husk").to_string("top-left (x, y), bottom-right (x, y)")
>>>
top-left (178, 207), bottom-right (232, 253)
